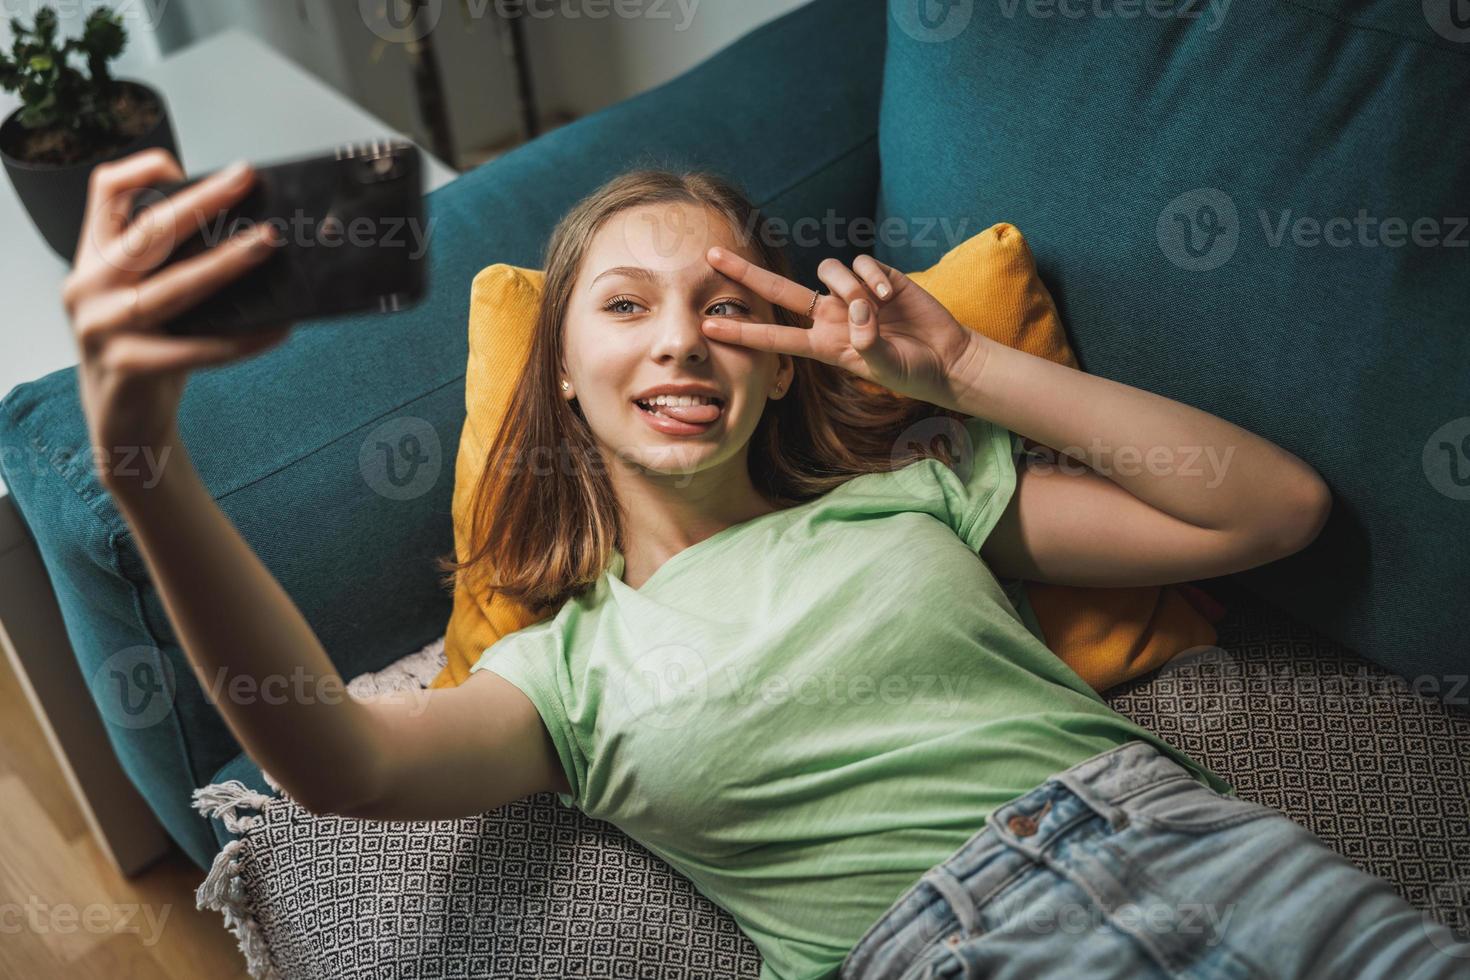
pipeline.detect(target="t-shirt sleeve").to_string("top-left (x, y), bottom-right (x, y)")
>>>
top-left (469, 629), bottom-right (585, 810)
top-left (903, 414), bottom-right (1023, 555)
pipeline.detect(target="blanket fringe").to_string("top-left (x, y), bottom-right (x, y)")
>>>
top-left (191, 634), bottom-right (448, 979)
top-left (197, 838), bottom-right (279, 979)
top-left (192, 779), bottom-right (275, 833)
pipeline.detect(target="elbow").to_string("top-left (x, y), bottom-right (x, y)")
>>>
top-left (278, 759), bottom-right (387, 819)
top-left (1251, 471), bottom-right (1333, 561)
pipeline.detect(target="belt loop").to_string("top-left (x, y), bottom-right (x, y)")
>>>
top-left (1052, 770), bottom-right (1130, 831)
top-left (920, 866), bottom-right (980, 936)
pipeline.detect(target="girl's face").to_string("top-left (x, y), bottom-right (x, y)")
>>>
top-left (560, 203), bottom-right (794, 478)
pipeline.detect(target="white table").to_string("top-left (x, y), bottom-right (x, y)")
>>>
top-left (0, 28), bottom-right (456, 877)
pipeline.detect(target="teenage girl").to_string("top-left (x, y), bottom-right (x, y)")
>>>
top-left (63, 150), bottom-right (1469, 979)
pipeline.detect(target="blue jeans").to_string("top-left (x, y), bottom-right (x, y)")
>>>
top-left (839, 740), bottom-right (1470, 979)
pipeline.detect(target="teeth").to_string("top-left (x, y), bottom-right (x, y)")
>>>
top-left (638, 394), bottom-right (719, 407)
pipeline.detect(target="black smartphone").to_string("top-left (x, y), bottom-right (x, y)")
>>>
top-left (127, 140), bottom-right (428, 336)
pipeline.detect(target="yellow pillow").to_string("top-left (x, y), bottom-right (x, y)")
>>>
top-left (432, 224), bottom-right (1216, 691)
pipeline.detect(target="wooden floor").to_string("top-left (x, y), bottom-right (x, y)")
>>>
top-left (0, 650), bottom-right (250, 979)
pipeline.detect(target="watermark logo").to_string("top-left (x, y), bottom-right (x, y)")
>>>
top-left (608, 643), bottom-right (710, 731)
top-left (1158, 188), bottom-right (1239, 272)
top-left (892, 414), bottom-right (975, 472)
top-left (1424, 0), bottom-right (1470, 43)
top-left (90, 646), bottom-right (175, 730)
top-left (893, 0), bottom-right (975, 42)
top-left (997, 0), bottom-right (1232, 31)
top-left (360, 0), bottom-right (442, 43)
top-left (1424, 875), bottom-right (1470, 957)
top-left (1422, 417), bottom-right (1470, 501)
top-left (360, 416), bottom-right (442, 500)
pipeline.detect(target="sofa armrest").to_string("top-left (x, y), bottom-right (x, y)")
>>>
top-left (0, 0), bottom-right (888, 870)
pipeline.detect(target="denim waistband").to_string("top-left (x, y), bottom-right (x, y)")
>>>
top-left (839, 739), bottom-right (1211, 979)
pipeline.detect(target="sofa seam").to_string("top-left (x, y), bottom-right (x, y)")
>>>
top-left (754, 132), bottom-right (879, 211)
top-left (1273, 0), bottom-right (1470, 58)
top-left (216, 372), bottom-right (466, 503)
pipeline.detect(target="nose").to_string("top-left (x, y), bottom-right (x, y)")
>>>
top-left (647, 306), bottom-right (710, 366)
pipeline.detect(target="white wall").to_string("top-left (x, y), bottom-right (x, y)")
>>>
top-left (521, 0), bottom-right (810, 122)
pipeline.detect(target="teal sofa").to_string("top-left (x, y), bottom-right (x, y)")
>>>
top-left (2, 0), bottom-right (1467, 892)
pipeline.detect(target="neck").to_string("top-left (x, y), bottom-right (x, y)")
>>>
top-left (608, 447), bottom-right (778, 588)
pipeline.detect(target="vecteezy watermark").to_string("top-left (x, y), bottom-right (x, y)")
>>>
top-left (359, 0), bottom-right (702, 43)
top-left (0, 0), bottom-right (172, 29)
top-left (979, 889), bottom-right (1237, 946)
top-left (0, 442), bottom-right (173, 490)
top-left (360, 416), bottom-right (442, 501)
top-left (1157, 188), bottom-right (1240, 272)
top-left (723, 666), bottom-right (970, 716)
top-left (1159, 188), bottom-right (1469, 271)
top-left (90, 646), bottom-right (176, 730)
top-left (1423, 417), bottom-right (1470, 501)
top-left (997, 0), bottom-right (1232, 32)
top-left (1019, 439), bottom-right (1237, 487)
top-left (892, 0), bottom-right (976, 42)
top-left (0, 898), bottom-right (172, 946)
top-left (617, 198), bottom-right (973, 278)
top-left (1423, 0), bottom-right (1470, 44)
top-left (741, 210), bottom-right (975, 255)
top-left (1259, 210), bottom-right (1470, 250)
top-left (198, 665), bottom-right (433, 717)
top-left (105, 184), bottom-right (434, 276)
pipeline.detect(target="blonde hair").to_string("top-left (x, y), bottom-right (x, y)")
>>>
top-left (439, 169), bottom-right (967, 611)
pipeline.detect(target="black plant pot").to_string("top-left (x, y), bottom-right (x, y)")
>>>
top-left (1, 80), bottom-right (179, 263)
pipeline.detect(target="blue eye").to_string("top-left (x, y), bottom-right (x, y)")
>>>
top-left (603, 296), bottom-right (645, 316)
top-left (708, 299), bottom-right (751, 317)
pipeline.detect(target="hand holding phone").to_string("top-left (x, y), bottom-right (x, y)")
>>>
top-left (126, 140), bottom-right (429, 336)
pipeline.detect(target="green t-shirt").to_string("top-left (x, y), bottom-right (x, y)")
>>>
top-left (471, 415), bottom-right (1232, 980)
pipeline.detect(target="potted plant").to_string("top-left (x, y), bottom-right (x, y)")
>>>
top-left (1, 5), bottom-right (178, 261)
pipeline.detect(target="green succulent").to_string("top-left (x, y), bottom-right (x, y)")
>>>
top-left (1, 6), bottom-right (130, 135)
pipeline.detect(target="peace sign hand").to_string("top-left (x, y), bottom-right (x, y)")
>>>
top-left (700, 248), bottom-right (986, 413)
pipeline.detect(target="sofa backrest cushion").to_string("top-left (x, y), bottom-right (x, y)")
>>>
top-left (874, 0), bottom-right (1470, 686)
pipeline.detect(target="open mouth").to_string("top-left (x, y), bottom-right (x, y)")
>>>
top-left (632, 394), bottom-right (725, 431)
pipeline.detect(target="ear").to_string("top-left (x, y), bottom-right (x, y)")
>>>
top-left (772, 354), bottom-right (796, 399)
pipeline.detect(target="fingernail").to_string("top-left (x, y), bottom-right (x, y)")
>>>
top-left (708, 247), bottom-right (723, 261)
top-left (220, 161), bottom-right (251, 185)
top-left (852, 300), bottom-right (871, 325)
top-left (877, 283), bottom-right (891, 298)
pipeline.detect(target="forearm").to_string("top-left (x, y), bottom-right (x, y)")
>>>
top-left (952, 337), bottom-right (1329, 539)
top-left (107, 431), bottom-right (381, 813)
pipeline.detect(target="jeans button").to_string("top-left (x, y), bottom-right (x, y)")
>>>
top-left (1007, 814), bottom-right (1038, 836)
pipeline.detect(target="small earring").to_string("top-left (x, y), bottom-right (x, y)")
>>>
top-left (560, 379), bottom-right (571, 392)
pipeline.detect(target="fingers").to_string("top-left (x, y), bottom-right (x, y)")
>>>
top-left (816, 257), bottom-right (878, 308)
top-left (72, 224), bottom-right (278, 352)
top-left (100, 326), bottom-right (293, 377)
top-left (131, 223), bottom-right (279, 331)
top-left (706, 246), bottom-right (817, 318)
top-left (852, 254), bottom-right (899, 300)
top-left (102, 161), bottom-right (257, 276)
top-left (700, 317), bottom-right (819, 359)
top-left (76, 148), bottom-right (187, 262)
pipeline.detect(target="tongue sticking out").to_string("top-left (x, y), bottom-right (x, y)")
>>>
top-left (647, 401), bottom-right (721, 424)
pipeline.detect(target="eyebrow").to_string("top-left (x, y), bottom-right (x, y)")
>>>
top-left (589, 265), bottom-right (749, 298)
